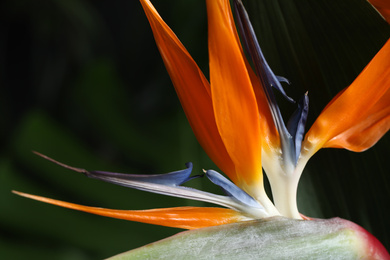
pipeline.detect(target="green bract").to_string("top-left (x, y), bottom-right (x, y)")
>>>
top-left (109, 217), bottom-right (388, 259)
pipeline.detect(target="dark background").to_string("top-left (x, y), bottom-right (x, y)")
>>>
top-left (1, 0), bottom-right (389, 259)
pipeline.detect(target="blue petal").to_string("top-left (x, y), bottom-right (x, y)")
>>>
top-left (276, 76), bottom-right (291, 85)
top-left (33, 152), bottom-right (271, 217)
top-left (233, 0), bottom-right (296, 166)
top-left (287, 93), bottom-right (309, 164)
top-left (205, 170), bottom-right (263, 209)
top-left (233, 0), bottom-right (294, 103)
top-left (89, 162), bottom-right (197, 187)
top-left (87, 166), bottom-right (267, 215)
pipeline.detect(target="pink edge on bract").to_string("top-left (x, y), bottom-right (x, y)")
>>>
top-left (13, 191), bottom-right (245, 230)
top-left (206, 0), bottom-right (263, 191)
top-left (343, 219), bottom-right (390, 259)
top-left (139, 0), bottom-right (236, 180)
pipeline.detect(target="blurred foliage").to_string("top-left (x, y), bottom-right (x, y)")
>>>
top-left (0, 0), bottom-right (389, 259)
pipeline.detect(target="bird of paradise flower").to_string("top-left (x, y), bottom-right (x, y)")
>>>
top-left (13, 0), bottom-right (390, 241)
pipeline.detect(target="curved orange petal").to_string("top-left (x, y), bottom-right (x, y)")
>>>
top-left (13, 191), bottom-right (246, 230)
top-left (222, 1), bottom-right (278, 150)
top-left (324, 100), bottom-right (390, 151)
top-left (140, 0), bottom-right (235, 177)
top-left (206, 0), bottom-right (263, 193)
top-left (212, 0), bottom-right (279, 164)
top-left (304, 38), bottom-right (390, 155)
top-left (368, 0), bottom-right (390, 23)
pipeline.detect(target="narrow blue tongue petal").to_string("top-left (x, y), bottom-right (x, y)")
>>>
top-left (233, 0), bottom-right (295, 166)
top-left (276, 76), bottom-right (291, 85)
top-left (233, 0), bottom-right (294, 104)
top-left (205, 170), bottom-right (263, 209)
top-left (287, 93), bottom-right (309, 164)
top-left (90, 162), bottom-right (197, 186)
top-left (32, 152), bottom-right (268, 216)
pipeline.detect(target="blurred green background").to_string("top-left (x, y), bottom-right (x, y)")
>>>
top-left (0, 0), bottom-right (389, 259)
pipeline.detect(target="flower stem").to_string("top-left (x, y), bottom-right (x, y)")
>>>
top-left (263, 152), bottom-right (310, 219)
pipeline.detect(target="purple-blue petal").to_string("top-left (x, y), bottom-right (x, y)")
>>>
top-left (287, 93), bottom-right (309, 164)
top-left (276, 76), bottom-right (291, 85)
top-left (87, 162), bottom-right (197, 187)
top-left (233, 0), bottom-right (294, 103)
top-left (205, 170), bottom-right (262, 209)
top-left (233, 0), bottom-right (296, 165)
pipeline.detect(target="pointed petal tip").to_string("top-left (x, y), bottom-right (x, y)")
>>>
top-left (141, 0), bottom-right (237, 178)
top-left (12, 190), bottom-right (24, 197)
top-left (185, 162), bottom-right (192, 168)
top-left (32, 151), bottom-right (86, 174)
top-left (276, 76), bottom-right (291, 85)
top-left (12, 190), bottom-right (57, 205)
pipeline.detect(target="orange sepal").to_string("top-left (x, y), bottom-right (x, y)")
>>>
top-left (13, 191), bottom-right (245, 230)
top-left (323, 96), bottom-right (390, 151)
top-left (368, 0), bottom-right (390, 23)
top-left (304, 38), bottom-right (390, 154)
top-left (206, 0), bottom-right (263, 189)
top-left (140, 0), bottom-right (235, 178)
